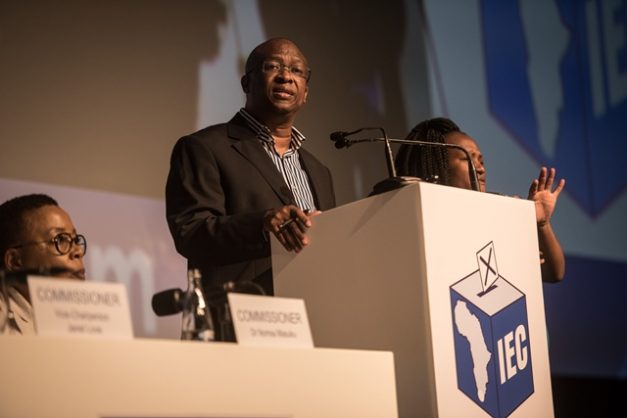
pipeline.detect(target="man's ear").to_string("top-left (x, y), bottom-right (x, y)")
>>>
top-left (4, 248), bottom-right (22, 272)
top-left (241, 74), bottom-right (250, 93)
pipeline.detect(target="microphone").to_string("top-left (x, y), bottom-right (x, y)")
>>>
top-left (151, 288), bottom-right (184, 316)
top-left (151, 280), bottom-right (267, 317)
top-left (330, 132), bottom-right (349, 149)
top-left (330, 133), bottom-right (480, 192)
top-left (330, 128), bottom-right (397, 178)
top-left (330, 128), bottom-right (366, 149)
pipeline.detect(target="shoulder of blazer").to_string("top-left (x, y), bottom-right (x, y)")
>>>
top-left (174, 113), bottom-right (254, 150)
top-left (226, 113), bottom-right (256, 142)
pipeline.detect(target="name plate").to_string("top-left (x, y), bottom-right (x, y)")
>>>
top-left (228, 293), bottom-right (313, 348)
top-left (28, 276), bottom-right (133, 338)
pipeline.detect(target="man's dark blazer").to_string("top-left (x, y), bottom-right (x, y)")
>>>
top-left (166, 112), bottom-right (336, 296)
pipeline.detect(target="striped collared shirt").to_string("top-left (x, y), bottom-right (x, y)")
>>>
top-left (239, 108), bottom-right (316, 212)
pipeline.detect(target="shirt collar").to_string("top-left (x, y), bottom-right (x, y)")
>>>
top-left (238, 108), bottom-right (306, 149)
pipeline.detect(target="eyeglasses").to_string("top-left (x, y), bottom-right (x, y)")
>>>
top-left (11, 233), bottom-right (87, 256)
top-left (260, 60), bottom-right (311, 81)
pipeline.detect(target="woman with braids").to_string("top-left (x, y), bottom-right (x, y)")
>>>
top-left (395, 117), bottom-right (566, 283)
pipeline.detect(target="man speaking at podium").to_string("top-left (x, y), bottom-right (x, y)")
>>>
top-left (166, 38), bottom-right (335, 309)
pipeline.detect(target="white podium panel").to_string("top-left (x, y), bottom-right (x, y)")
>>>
top-left (0, 336), bottom-right (397, 418)
top-left (273, 182), bottom-right (553, 418)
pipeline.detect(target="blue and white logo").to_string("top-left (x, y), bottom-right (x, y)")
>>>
top-left (481, 0), bottom-right (627, 217)
top-left (450, 242), bottom-right (533, 418)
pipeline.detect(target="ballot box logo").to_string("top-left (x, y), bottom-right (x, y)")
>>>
top-left (450, 241), bottom-right (534, 418)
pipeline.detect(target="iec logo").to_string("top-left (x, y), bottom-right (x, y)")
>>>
top-left (480, 0), bottom-right (627, 216)
top-left (450, 242), bottom-right (533, 418)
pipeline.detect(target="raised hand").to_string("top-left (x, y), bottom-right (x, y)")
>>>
top-left (527, 167), bottom-right (565, 226)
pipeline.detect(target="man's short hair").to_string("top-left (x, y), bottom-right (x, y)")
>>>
top-left (0, 194), bottom-right (59, 269)
top-left (244, 37), bottom-right (304, 75)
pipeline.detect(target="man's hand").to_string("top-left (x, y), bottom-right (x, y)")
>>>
top-left (263, 205), bottom-right (313, 253)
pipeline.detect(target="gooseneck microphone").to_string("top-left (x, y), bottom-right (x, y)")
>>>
top-left (330, 131), bottom-right (480, 192)
top-left (330, 131), bottom-right (350, 148)
top-left (331, 127), bottom-right (397, 179)
top-left (330, 128), bottom-right (370, 149)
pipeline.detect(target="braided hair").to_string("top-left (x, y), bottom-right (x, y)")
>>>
top-left (395, 117), bottom-right (461, 185)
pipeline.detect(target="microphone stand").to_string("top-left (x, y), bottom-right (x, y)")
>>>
top-left (369, 128), bottom-right (420, 195)
top-left (331, 135), bottom-right (480, 194)
top-left (382, 128), bottom-right (396, 178)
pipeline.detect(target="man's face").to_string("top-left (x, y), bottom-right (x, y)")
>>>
top-left (7, 205), bottom-right (85, 280)
top-left (244, 39), bottom-right (310, 119)
top-left (445, 132), bottom-right (487, 192)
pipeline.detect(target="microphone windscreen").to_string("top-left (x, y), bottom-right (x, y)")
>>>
top-left (151, 288), bottom-right (184, 316)
top-left (329, 131), bottom-right (346, 143)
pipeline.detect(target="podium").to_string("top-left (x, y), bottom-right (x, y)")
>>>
top-left (273, 182), bottom-right (554, 418)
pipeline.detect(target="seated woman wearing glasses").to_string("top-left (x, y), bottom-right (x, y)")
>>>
top-left (395, 117), bottom-right (566, 283)
top-left (0, 194), bottom-right (86, 334)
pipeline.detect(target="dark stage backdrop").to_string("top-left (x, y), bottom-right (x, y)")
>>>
top-left (1, 0), bottom-right (625, 382)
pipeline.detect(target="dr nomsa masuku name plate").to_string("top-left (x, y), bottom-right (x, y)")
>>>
top-left (229, 293), bottom-right (314, 348)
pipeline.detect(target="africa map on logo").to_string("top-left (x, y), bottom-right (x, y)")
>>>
top-left (454, 300), bottom-right (492, 402)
